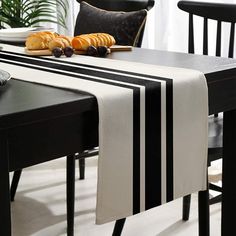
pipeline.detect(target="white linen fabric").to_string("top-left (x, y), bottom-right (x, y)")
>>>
top-left (0, 45), bottom-right (208, 224)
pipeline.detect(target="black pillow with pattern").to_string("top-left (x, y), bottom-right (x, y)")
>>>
top-left (74, 1), bottom-right (147, 46)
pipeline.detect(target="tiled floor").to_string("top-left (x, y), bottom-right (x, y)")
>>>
top-left (11, 157), bottom-right (221, 236)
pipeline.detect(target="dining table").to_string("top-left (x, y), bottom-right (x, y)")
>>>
top-left (0, 46), bottom-right (236, 236)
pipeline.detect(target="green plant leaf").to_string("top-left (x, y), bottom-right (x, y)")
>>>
top-left (0, 0), bottom-right (69, 29)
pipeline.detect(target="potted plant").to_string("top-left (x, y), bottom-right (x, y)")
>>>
top-left (0, 0), bottom-right (69, 29)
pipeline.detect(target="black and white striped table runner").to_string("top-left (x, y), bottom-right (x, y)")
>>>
top-left (0, 45), bottom-right (208, 224)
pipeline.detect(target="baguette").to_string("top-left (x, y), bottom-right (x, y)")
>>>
top-left (72, 33), bottom-right (116, 50)
top-left (73, 35), bottom-right (91, 50)
top-left (48, 35), bottom-right (73, 51)
top-left (26, 32), bottom-right (116, 52)
top-left (25, 31), bottom-right (58, 50)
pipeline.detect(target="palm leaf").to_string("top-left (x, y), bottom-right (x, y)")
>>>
top-left (0, 0), bottom-right (69, 29)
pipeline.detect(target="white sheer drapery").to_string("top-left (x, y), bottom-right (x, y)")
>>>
top-left (48, 1), bottom-right (78, 36)
top-left (143, 0), bottom-right (236, 57)
top-left (55, 0), bottom-right (236, 57)
top-left (56, 0), bottom-right (80, 36)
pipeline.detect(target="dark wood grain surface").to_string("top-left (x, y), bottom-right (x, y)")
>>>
top-left (107, 48), bottom-right (236, 114)
top-left (0, 79), bottom-right (97, 129)
top-left (0, 80), bottom-right (98, 170)
top-left (107, 47), bottom-right (236, 74)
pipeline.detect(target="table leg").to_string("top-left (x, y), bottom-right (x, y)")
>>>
top-left (222, 110), bottom-right (236, 236)
top-left (67, 154), bottom-right (76, 236)
top-left (198, 189), bottom-right (209, 236)
top-left (0, 133), bottom-right (11, 235)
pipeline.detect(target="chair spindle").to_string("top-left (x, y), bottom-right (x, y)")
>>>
top-left (203, 17), bottom-right (208, 55)
top-left (189, 13), bottom-right (194, 53)
top-left (228, 22), bottom-right (235, 58)
top-left (216, 20), bottom-right (222, 56)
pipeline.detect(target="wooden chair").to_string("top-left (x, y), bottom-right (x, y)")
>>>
top-left (178, 0), bottom-right (236, 222)
top-left (74, 0), bottom-right (154, 181)
top-left (114, 1), bottom-right (234, 235)
top-left (10, 0), bottom-right (155, 235)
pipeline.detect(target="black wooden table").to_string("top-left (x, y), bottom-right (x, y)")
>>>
top-left (1, 47), bottom-right (236, 235)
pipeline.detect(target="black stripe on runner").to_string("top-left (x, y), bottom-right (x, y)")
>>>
top-left (145, 82), bottom-right (162, 209)
top-left (6, 52), bottom-right (173, 201)
top-left (33, 52), bottom-right (174, 200)
top-left (166, 80), bottom-right (173, 202)
top-left (0, 56), bottom-right (142, 214)
top-left (0, 52), bottom-right (153, 87)
top-left (47, 53), bottom-right (174, 202)
top-left (133, 88), bottom-right (140, 214)
top-left (0, 50), bottom-right (173, 206)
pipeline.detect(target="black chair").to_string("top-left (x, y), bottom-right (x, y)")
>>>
top-left (10, 1), bottom-right (155, 235)
top-left (178, 0), bottom-right (236, 223)
top-left (74, 0), bottom-right (154, 180)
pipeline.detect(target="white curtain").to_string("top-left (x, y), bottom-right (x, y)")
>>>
top-left (56, 0), bottom-right (80, 36)
top-left (56, 0), bottom-right (236, 57)
top-left (143, 0), bottom-right (236, 57)
top-left (142, 0), bottom-right (188, 52)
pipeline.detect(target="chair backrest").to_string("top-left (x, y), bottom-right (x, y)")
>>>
top-left (77, 0), bottom-right (154, 11)
top-left (178, 1), bottom-right (236, 58)
top-left (75, 0), bottom-right (155, 47)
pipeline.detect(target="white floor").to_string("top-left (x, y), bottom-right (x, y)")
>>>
top-left (11, 156), bottom-right (221, 236)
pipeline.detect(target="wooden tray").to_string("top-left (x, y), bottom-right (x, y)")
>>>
top-left (25, 45), bottom-right (132, 56)
top-left (110, 45), bottom-right (132, 52)
top-left (25, 48), bottom-right (52, 56)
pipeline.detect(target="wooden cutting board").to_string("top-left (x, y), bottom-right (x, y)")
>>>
top-left (25, 45), bottom-right (132, 56)
top-left (25, 48), bottom-right (52, 56)
top-left (110, 45), bottom-right (132, 52)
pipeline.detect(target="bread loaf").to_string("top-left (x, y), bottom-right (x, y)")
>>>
top-left (72, 33), bottom-right (116, 50)
top-left (26, 32), bottom-right (116, 51)
top-left (48, 36), bottom-right (73, 51)
top-left (72, 35), bottom-right (91, 51)
top-left (25, 31), bottom-right (58, 50)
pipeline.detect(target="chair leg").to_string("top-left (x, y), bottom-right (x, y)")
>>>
top-left (67, 154), bottom-right (76, 236)
top-left (209, 194), bottom-right (222, 205)
top-left (209, 183), bottom-right (222, 192)
top-left (198, 184), bottom-right (209, 236)
top-left (182, 194), bottom-right (191, 221)
top-left (78, 158), bottom-right (85, 180)
top-left (10, 169), bottom-right (22, 202)
top-left (112, 218), bottom-right (126, 236)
